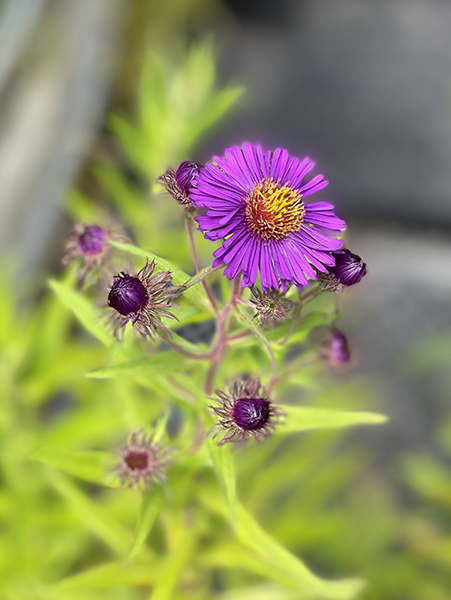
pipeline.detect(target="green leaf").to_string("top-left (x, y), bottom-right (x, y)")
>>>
top-left (208, 439), bottom-right (237, 509)
top-left (235, 503), bottom-right (365, 599)
top-left (129, 489), bottom-right (165, 559)
top-left (31, 449), bottom-right (113, 485)
top-left (151, 525), bottom-right (196, 600)
top-left (48, 279), bottom-right (112, 347)
top-left (278, 406), bottom-right (388, 434)
top-left (87, 351), bottom-right (195, 379)
top-left (55, 560), bottom-right (156, 589)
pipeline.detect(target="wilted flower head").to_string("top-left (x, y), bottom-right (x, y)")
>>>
top-left (191, 143), bottom-right (346, 292)
top-left (318, 249), bottom-right (366, 291)
top-left (107, 260), bottom-right (181, 339)
top-left (251, 288), bottom-right (295, 327)
top-left (210, 378), bottom-right (284, 445)
top-left (114, 430), bottom-right (169, 490)
top-left (157, 161), bottom-right (203, 207)
top-left (321, 328), bottom-right (352, 368)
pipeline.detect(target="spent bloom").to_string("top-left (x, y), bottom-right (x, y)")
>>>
top-left (321, 328), bottom-right (352, 368)
top-left (191, 143), bottom-right (346, 292)
top-left (107, 260), bottom-right (181, 338)
top-left (114, 430), bottom-right (169, 490)
top-left (210, 378), bottom-right (284, 445)
top-left (251, 288), bottom-right (295, 327)
top-left (318, 249), bottom-right (366, 291)
top-left (157, 161), bottom-right (203, 207)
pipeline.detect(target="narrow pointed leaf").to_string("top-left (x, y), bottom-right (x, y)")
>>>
top-left (278, 406), bottom-right (388, 434)
top-left (31, 449), bottom-right (113, 485)
top-left (235, 503), bottom-right (365, 599)
top-left (129, 489), bottom-right (165, 559)
top-left (56, 560), bottom-right (156, 589)
top-left (87, 351), bottom-right (194, 379)
top-left (208, 439), bottom-right (237, 509)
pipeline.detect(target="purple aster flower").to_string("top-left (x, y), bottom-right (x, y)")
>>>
top-left (113, 430), bottom-right (169, 490)
top-left (157, 161), bottom-right (203, 207)
top-left (191, 143), bottom-right (346, 292)
top-left (251, 288), bottom-right (295, 328)
top-left (107, 260), bottom-right (182, 339)
top-left (321, 328), bottom-right (352, 368)
top-left (210, 378), bottom-right (285, 445)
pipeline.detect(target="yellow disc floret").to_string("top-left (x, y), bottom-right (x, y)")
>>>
top-left (244, 178), bottom-right (305, 242)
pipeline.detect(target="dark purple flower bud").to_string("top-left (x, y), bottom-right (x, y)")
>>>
top-left (210, 378), bottom-right (285, 444)
top-left (157, 161), bottom-right (203, 207)
top-left (232, 397), bottom-right (271, 430)
top-left (113, 430), bottom-right (169, 490)
top-left (330, 249), bottom-right (366, 286)
top-left (108, 273), bottom-right (149, 316)
top-left (175, 161), bottom-right (202, 196)
top-left (107, 260), bottom-right (181, 339)
top-left (321, 328), bottom-right (352, 368)
top-left (78, 225), bottom-right (106, 256)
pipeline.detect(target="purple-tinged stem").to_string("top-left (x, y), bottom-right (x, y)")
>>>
top-left (299, 285), bottom-right (322, 303)
top-left (184, 212), bottom-right (218, 314)
top-left (204, 275), bottom-right (242, 394)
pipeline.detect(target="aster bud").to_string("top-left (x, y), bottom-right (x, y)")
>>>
top-left (321, 328), bottom-right (352, 368)
top-left (108, 274), bottom-right (149, 316)
top-left (210, 378), bottom-right (285, 445)
top-left (107, 260), bottom-right (181, 339)
top-left (175, 161), bottom-right (202, 196)
top-left (157, 161), bottom-right (203, 207)
top-left (62, 222), bottom-right (129, 285)
top-left (317, 249), bottom-right (366, 291)
top-left (62, 223), bottom-right (109, 273)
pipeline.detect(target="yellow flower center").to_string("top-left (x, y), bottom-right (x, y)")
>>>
top-left (244, 178), bottom-right (305, 242)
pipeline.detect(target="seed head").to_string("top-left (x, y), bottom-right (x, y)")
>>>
top-left (251, 288), bottom-right (295, 327)
top-left (114, 430), bottom-right (169, 490)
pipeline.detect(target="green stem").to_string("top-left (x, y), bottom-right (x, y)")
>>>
top-left (183, 264), bottom-right (224, 290)
top-left (234, 303), bottom-right (278, 390)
